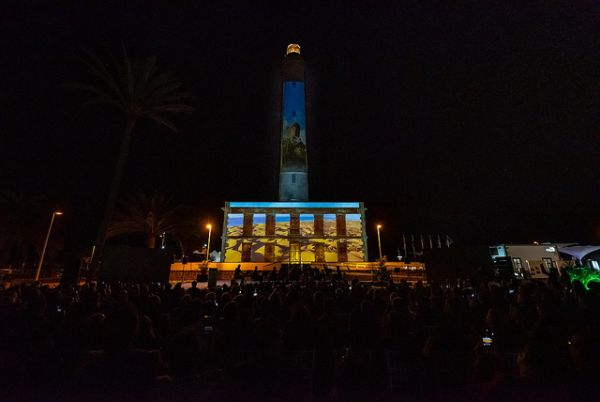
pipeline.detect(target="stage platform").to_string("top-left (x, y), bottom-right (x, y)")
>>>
top-left (170, 261), bottom-right (426, 284)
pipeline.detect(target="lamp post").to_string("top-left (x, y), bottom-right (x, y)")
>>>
top-left (206, 224), bottom-right (212, 263)
top-left (35, 211), bottom-right (63, 281)
top-left (376, 224), bottom-right (383, 261)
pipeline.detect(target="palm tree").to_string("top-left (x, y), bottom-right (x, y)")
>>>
top-left (107, 192), bottom-right (177, 248)
top-left (170, 204), bottom-right (207, 256)
top-left (69, 46), bottom-right (193, 255)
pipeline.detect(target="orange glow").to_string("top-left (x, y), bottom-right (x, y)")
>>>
top-left (286, 43), bottom-right (301, 55)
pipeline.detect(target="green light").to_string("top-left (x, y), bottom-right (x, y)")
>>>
top-left (566, 267), bottom-right (600, 290)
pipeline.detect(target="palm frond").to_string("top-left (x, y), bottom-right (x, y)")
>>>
top-left (135, 55), bottom-right (157, 102)
top-left (147, 114), bottom-right (179, 132)
top-left (70, 46), bottom-right (194, 132)
top-left (145, 103), bottom-right (194, 114)
top-left (107, 192), bottom-right (180, 247)
top-left (120, 44), bottom-right (135, 100)
top-left (80, 49), bottom-right (127, 107)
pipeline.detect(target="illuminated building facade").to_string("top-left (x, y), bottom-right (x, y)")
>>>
top-left (221, 45), bottom-right (368, 264)
top-left (222, 202), bottom-right (368, 263)
top-left (489, 243), bottom-right (569, 279)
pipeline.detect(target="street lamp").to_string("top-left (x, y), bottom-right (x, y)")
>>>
top-left (206, 224), bottom-right (212, 263)
top-left (376, 224), bottom-right (383, 261)
top-left (35, 211), bottom-right (63, 281)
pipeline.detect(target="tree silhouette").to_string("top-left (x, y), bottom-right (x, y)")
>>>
top-left (107, 192), bottom-right (178, 249)
top-left (68, 46), bottom-right (193, 256)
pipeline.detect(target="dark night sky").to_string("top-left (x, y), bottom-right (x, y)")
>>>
top-left (2, 1), bottom-right (600, 259)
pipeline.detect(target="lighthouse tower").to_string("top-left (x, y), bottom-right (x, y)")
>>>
top-left (279, 43), bottom-right (309, 202)
top-left (221, 44), bottom-right (369, 265)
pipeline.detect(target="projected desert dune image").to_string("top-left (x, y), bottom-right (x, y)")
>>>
top-left (225, 213), bottom-right (364, 262)
top-left (224, 238), bottom-right (291, 262)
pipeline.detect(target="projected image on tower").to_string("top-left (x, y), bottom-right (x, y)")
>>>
top-left (280, 81), bottom-right (307, 171)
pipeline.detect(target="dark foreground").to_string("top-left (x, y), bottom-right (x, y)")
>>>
top-left (1, 272), bottom-right (600, 401)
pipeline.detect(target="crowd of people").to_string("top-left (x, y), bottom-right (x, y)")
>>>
top-left (233, 264), bottom-right (351, 284)
top-left (1, 269), bottom-right (600, 401)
